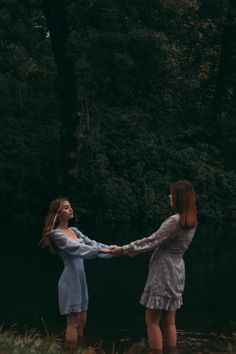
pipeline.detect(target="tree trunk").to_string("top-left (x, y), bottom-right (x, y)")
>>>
top-left (213, 2), bottom-right (236, 118)
top-left (42, 0), bottom-right (86, 196)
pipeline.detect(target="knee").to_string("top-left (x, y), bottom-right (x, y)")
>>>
top-left (67, 314), bottom-right (78, 328)
top-left (145, 314), bottom-right (154, 327)
top-left (145, 309), bottom-right (161, 327)
top-left (79, 317), bottom-right (86, 329)
top-left (163, 320), bottom-right (176, 332)
top-left (82, 312), bottom-right (87, 326)
top-left (162, 311), bottom-right (176, 329)
top-left (78, 312), bottom-right (87, 328)
top-left (162, 319), bottom-right (175, 328)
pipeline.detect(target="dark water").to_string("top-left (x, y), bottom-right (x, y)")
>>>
top-left (1, 222), bottom-right (236, 345)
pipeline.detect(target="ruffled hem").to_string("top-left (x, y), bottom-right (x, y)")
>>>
top-left (140, 294), bottom-right (183, 311)
top-left (60, 304), bottom-right (88, 315)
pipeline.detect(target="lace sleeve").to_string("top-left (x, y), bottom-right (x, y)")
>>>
top-left (123, 215), bottom-right (180, 254)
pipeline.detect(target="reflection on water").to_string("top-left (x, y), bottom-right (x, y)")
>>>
top-left (93, 330), bottom-right (236, 354)
top-left (1, 222), bottom-right (236, 343)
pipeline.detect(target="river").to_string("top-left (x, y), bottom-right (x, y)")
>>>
top-left (1, 222), bottom-right (236, 350)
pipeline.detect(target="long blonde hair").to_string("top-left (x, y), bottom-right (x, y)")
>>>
top-left (171, 180), bottom-right (198, 228)
top-left (40, 197), bottom-right (68, 252)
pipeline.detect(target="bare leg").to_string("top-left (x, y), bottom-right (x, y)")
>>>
top-left (145, 308), bottom-right (163, 351)
top-left (162, 310), bottom-right (177, 351)
top-left (65, 313), bottom-right (79, 348)
top-left (77, 310), bottom-right (87, 339)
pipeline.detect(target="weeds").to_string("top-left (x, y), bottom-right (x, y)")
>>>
top-left (0, 327), bottom-right (236, 354)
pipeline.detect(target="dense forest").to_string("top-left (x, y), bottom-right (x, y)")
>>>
top-left (1, 0), bottom-right (236, 240)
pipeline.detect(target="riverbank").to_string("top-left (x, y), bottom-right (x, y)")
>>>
top-left (0, 329), bottom-right (236, 354)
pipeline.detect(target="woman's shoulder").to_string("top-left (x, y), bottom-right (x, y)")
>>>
top-left (159, 214), bottom-right (180, 231)
top-left (50, 227), bottom-right (61, 234)
top-left (163, 213), bottom-right (180, 224)
top-left (170, 213), bottom-right (180, 222)
top-left (70, 226), bottom-right (80, 234)
top-left (70, 227), bottom-right (85, 238)
top-left (49, 228), bottom-right (65, 237)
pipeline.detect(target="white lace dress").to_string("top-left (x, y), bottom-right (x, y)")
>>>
top-left (123, 214), bottom-right (196, 310)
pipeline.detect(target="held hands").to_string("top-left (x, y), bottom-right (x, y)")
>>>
top-left (111, 246), bottom-right (124, 255)
top-left (99, 247), bottom-right (114, 253)
top-left (98, 246), bottom-right (117, 259)
top-left (99, 246), bottom-right (123, 254)
top-left (111, 247), bottom-right (138, 257)
top-left (99, 246), bottom-right (138, 257)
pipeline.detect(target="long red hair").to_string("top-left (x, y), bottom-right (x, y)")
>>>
top-left (171, 180), bottom-right (197, 228)
top-left (40, 197), bottom-right (68, 252)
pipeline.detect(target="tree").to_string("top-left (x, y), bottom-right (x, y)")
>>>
top-left (42, 0), bottom-right (89, 196)
top-left (212, 0), bottom-right (236, 168)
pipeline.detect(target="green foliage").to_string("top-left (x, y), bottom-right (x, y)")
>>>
top-left (0, 0), bottom-right (236, 235)
top-left (0, 332), bottom-right (80, 353)
top-left (0, 1), bottom-right (60, 232)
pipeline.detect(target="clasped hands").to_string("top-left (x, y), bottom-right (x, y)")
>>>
top-left (99, 246), bottom-right (123, 254)
top-left (100, 246), bottom-right (138, 257)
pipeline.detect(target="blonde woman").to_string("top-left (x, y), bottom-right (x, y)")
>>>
top-left (112, 180), bottom-right (197, 354)
top-left (41, 197), bottom-right (113, 349)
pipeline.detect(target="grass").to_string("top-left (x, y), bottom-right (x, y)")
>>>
top-left (0, 324), bottom-right (236, 354)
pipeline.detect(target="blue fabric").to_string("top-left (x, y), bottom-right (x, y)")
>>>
top-left (50, 227), bottom-right (114, 314)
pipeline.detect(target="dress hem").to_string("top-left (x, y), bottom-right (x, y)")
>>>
top-left (140, 294), bottom-right (183, 311)
top-left (60, 304), bottom-right (88, 315)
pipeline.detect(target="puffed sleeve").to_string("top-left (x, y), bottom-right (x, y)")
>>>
top-left (50, 229), bottom-right (100, 259)
top-left (123, 215), bottom-right (180, 254)
top-left (71, 227), bottom-right (97, 246)
top-left (72, 227), bottom-right (116, 258)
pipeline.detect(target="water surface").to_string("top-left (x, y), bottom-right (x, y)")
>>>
top-left (1, 222), bottom-right (236, 343)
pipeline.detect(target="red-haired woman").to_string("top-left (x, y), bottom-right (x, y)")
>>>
top-left (41, 198), bottom-right (113, 349)
top-left (112, 180), bottom-right (197, 354)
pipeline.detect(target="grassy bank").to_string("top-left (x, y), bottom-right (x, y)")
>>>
top-left (0, 330), bottom-right (236, 354)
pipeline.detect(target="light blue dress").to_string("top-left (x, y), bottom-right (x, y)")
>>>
top-left (50, 227), bottom-right (113, 315)
top-left (123, 214), bottom-right (196, 310)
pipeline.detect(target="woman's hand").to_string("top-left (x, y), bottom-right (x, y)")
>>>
top-left (99, 247), bottom-right (113, 253)
top-left (111, 246), bottom-right (124, 255)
